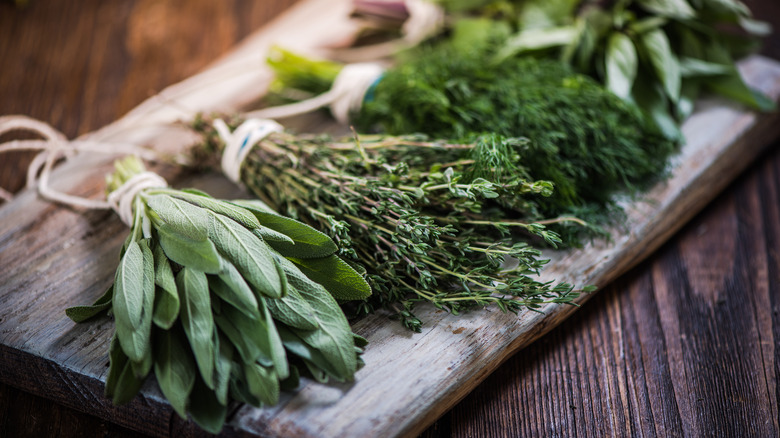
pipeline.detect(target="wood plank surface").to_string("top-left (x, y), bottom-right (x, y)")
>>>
top-left (1, 1), bottom-right (779, 437)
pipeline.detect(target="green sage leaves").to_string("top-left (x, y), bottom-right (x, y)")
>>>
top-left (67, 156), bottom-right (371, 434)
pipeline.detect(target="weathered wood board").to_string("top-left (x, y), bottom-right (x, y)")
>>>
top-left (1, 0), bottom-right (780, 437)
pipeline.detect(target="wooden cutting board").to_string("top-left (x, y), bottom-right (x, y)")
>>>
top-left (1, 1), bottom-right (780, 437)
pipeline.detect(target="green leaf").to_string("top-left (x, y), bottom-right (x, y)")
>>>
top-left (494, 26), bottom-right (577, 62)
top-left (232, 200), bottom-right (338, 259)
top-left (264, 284), bottom-right (319, 331)
top-left (152, 242), bottom-right (179, 329)
top-left (178, 267), bottom-right (215, 389)
top-left (632, 70), bottom-right (683, 140)
top-left (605, 32), bottom-right (638, 100)
top-left (276, 325), bottom-right (344, 381)
top-left (210, 262), bottom-right (260, 319)
top-left (706, 70), bottom-right (777, 112)
top-left (66, 285), bottom-right (113, 323)
top-left (105, 335), bottom-right (145, 405)
top-left (188, 377), bottom-right (227, 434)
top-left (153, 326), bottom-right (196, 419)
top-left (637, 0), bottom-right (695, 19)
top-left (261, 296), bottom-right (289, 380)
top-left (244, 363), bottom-right (279, 406)
top-left (278, 257), bottom-right (357, 381)
top-left (145, 195), bottom-right (209, 240)
top-left (641, 29), bottom-right (681, 103)
top-left (289, 255), bottom-right (372, 301)
top-left (214, 300), bottom-right (274, 366)
top-left (156, 223), bottom-right (223, 274)
top-left (207, 210), bottom-right (285, 298)
top-left (172, 192), bottom-right (261, 230)
top-left (213, 331), bottom-right (233, 406)
top-left (113, 240), bottom-right (154, 363)
top-left (253, 226), bottom-right (295, 245)
top-left (679, 57), bottom-right (731, 77)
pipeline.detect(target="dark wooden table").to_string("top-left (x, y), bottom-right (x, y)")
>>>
top-left (1, 1), bottom-right (779, 436)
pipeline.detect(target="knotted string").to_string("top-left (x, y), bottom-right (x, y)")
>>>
top-left (245, 63), bottom-right (385, 124)
top-left (213, 118), bottom-right (283, 183)
top-left (0, 115), bottom-right (164, 226)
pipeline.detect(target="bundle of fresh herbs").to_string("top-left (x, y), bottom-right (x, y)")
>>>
top-left (346, 0), bottom-right (774, 139)
top-left (66, 156), bottom-right (370, 433)
top-left (195, 119), bottom-right (592, 331)
top-left (265, 43), bottom-right (678, 237)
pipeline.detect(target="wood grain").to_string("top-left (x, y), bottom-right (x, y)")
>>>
top-left (0, 0), bottom-right (776, 438)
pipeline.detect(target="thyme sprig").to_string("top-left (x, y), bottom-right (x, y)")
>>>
top-left (196, 119), bottom-right (592, 331)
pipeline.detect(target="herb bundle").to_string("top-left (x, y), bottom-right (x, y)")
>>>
top-left (348, 0), bottom-right (775, 138)
top-left (196, 120), bottom-right (592, 331)
top-left (66, 156), bottom-right (369, 433)
top-left (266, 45), bottom-right (678, 238)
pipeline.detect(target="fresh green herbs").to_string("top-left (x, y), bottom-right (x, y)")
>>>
top-left (66, 156), bottom-right (369, 433)
top-left (196, 121), bottom-right (591, 331)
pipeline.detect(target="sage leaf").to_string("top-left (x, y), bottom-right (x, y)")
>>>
top-left (207, 210), bottom-right (285, 298)
top-left (178, 267), bottom-right (215, 389)
top-left (253, 225), bottom-right (295, 245)
top-left (290, 255), bottom-right (371, 301)
top-left (641, 29), bottom-right (681, 103)
top-left (152, 242), bottom-right (179, 329)
top-left (145, 195), bottom-right (209, 240)
top-left (213, 331), bottom-right (233, 406)
top-left (172, 192), bottom-right (261, 230)
top-left (229, 366), bottom-right (261, 406)
top-left (188, 377), bottom-right (227, 434)
top-left (261, 296), bottom-right (289, 380)
top-left (278, 257), bottom-right (357, 380)
top-left (264, 283), bottom-right (319, 331)
top-left (233, 200), bottom-right (338, 259)
top-left (65, 285), bottom-right (113, 323)
top-left (153, 326), bottom-right (196, 420)
top-left (214, 301), bottom-right (273, 366)
top-left (276, 325), bottom-right (344, 381)
top-left (244, 363), bottom-right (279, 406)
top-left (113, 239), bottom-right (154, 363)
top-left (157, 223), bottom-right (223, 274)
top-left (605, 32), bottom-right (637, 100)
top-left (105, 335), bottom-right (144, 405)
top-left (637, 0), bottom-right (695, 20)
top-left (210, 262), bottom-right (259, 319)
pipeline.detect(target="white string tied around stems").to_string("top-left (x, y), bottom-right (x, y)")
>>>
top-left (245, 63), bottom-right (385, 124)
top-left (213, 118), bottom-right (283, 184)
top-left (0, 115), bottom-right (164, 228)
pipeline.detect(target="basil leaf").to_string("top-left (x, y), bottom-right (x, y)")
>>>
top-left (605, 32), bottom-right (638, 100)
top-left (210, 262), bottom-right (260, 319)
top-left (152, 242), bottom-right (179, 329)
top-left (157, 223), bottom-right (223, 274)
top-left (233, 200), bottom-right (338, 259)
top-left (65, 285), bottom-right (113, 323)
top-left (153, 326), bottom-right (196, 419)
top-left (105, 335), bottom-right (145, 405)
top-left (641, 29), bottom-right (681, 103)
top-left (207, 211), bottom-right (285, 298)
top-left (244, 363), bottom-right (279, 406)
top-left (679, 57), bottom-right (731, 77)
top-left (188, 377), bottom-right (227, 434)
top-left (494, 25), bottom-right (576, 62)
top-left (172, 192), bottom-right (261, 230)
top-left (178, 267), bottom-right (216, 389)
top-left (706, 70), bottom-right (776, 111)
top-left (632, 70), bottom-right (683, 140)
top-left (113, 240), bottom-right (154, 363)
top-left (290, 255), bottom-right (372, 301)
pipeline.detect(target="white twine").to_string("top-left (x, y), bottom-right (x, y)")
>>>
top-left (213, 118), bottom-right (283, 183)
top-left (0, 115), bottom-right (164, 228)
top-left (245, 62), bottom-right (385, 124)
top-left (106, 171), bottom-right (168, 227)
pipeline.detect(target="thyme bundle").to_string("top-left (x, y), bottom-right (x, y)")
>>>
top-left (67, 156), bottom-right (369, 433)
top-left (196, 121), bottom-right (592, 331)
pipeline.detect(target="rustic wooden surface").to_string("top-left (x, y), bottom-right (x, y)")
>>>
top-left (1, 1), bottom-right (779, 437)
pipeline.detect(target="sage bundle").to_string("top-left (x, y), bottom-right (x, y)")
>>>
top-left (66, 156), bottom-right (370, 433)
top-left (195, 118), bottom-right (592, 331)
